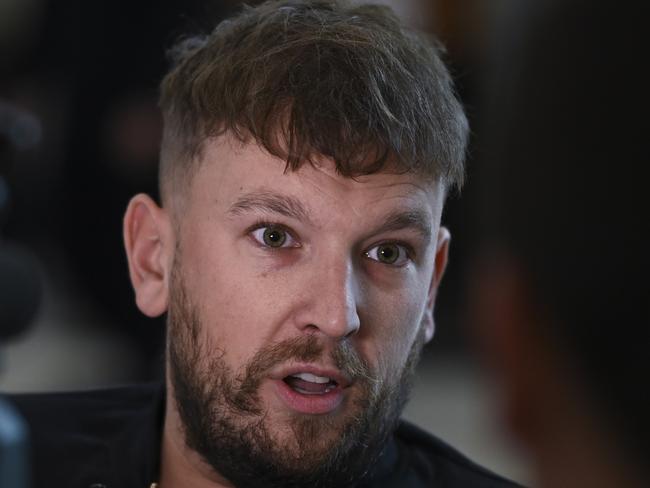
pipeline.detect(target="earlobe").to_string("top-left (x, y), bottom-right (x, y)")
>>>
top-left (123, 193), bottom-right (173, 318)
top-left (422, 227), bottom-right (451, 343)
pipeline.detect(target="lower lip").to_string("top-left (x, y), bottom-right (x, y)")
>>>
top-left (272, 379), bottom-right (345, 415)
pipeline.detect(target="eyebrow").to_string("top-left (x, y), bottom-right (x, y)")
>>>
top-left (372, 209), bottom-right (433, 245)
top-left (227, 191), bottom-right (313, 224)
top-left (227, 190), bottom-right (432, 244)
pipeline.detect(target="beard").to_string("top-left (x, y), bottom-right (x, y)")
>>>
top-left (167, 265), bottom-right (426, 488)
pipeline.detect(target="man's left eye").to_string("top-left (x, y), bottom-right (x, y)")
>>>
top-left (251, 225), bottom-right (298, 248)
top-left (365, 243), bottom-right (410, 266)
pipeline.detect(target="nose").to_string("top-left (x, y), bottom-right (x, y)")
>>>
top-left (295, 259), bottom-right (361, 339)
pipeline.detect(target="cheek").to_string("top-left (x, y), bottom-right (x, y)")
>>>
top-left (178, 230), bottom-right (276, 366)
top-left (361, 285), bottom-right (428, 378)
top-left (180, 237), bottom-right (313, 372)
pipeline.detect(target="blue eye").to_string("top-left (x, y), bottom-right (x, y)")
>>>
top-left (251, 225), bottom-right (298, 248)
top-left (365, 243), bottom-right (410, 266)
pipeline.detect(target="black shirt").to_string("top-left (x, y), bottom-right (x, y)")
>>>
top-left (7, 383), bottom-right (522, 488)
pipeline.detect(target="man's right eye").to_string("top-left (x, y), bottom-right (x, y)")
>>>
top-left (250, 225), bottom-right (298, 248)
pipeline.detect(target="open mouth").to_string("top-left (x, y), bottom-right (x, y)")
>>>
top-left (283, 372), bottom-right (339, 395)
top-left (274, 369), bottom-right (347, 414)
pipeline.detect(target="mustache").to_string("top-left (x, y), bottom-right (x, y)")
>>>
top-left (228, 334), bottom-right (376, 415)
top-left (246, 334), bottom-right (375, 383)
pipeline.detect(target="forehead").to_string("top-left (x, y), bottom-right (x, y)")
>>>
top-left (187, 135), bottom-right (444, 222)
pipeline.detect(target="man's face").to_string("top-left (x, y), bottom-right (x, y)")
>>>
top-left (165, 135), bottom-right (448, 487)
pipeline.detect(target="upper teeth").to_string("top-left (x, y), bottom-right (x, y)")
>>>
top-left (292, 372), bottom-right (331, 384)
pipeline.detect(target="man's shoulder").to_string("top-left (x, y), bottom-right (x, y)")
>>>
top-left (7, 382), bottom-right (161, 434)
top-left (388, 419), bottom-right (523, 488)
top-left (5, 383), bottom-right (163, 488)
top-left (8, 382), bottom-right (161, 413)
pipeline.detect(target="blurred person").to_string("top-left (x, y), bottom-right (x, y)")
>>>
top-left (473, 1), bottom-right (649, 487)
top-left (5, 1), bottom-right (524, 487)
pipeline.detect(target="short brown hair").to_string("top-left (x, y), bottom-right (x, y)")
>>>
top-left (159, 0), bottom-right (468, 201)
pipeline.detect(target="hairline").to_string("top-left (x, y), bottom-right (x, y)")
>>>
top-left (160, 131), bottom-right (448, 215)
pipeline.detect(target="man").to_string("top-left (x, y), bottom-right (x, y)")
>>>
top-left (473, 0), bottom-right (649, 487)
top-left (9, 1), bottom-right (519, 487)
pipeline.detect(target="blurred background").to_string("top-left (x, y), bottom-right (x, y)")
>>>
top-left (0, 0), bottom-right (530, 484)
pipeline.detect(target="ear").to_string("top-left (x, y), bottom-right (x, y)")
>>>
top-left (123, 193), bottom-right (173, 317)
top-left (421, 226), bottom-right (451, 343)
